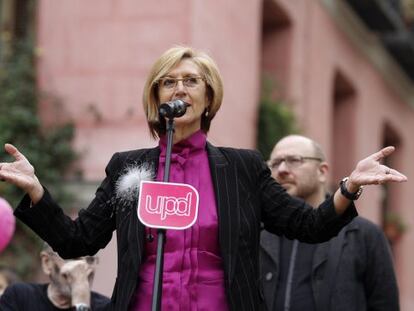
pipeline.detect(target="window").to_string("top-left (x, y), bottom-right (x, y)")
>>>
top-left (0, 0), bottom-right (34, 60)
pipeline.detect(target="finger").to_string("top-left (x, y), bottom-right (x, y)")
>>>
top-left (386, 168), bottom-right (408, 181)
top-left (0, 171), bottom-right (19, 185)
top-left (364, 173), bottom-right (407, 185)
top-left (4, 143), bottom-right (27, 161)
top-left (371, 146), bottom-right (395, 161)
top-left (382, 165), bottom-right (408, 179)
top-left (376, 175), bottom-right (407, 184)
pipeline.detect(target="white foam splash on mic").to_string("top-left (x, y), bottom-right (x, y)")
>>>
top-left (115, 163), bottom-right (154, 205)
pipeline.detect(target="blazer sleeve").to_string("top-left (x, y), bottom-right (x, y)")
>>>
top-left (249, 149), bottom-right (358, 243)
top-left (13, 153), bottom-right (121, 258)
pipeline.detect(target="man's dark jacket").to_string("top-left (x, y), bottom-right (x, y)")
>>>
top-left (260, 217), bottom-right (399, 311)
top-left (0, 282), bottom-right (110, 310)
top-left (15, 144), bottom-right (357, 310)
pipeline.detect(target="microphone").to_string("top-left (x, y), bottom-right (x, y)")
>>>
top-left (159, 100), bottom-right (189, 119)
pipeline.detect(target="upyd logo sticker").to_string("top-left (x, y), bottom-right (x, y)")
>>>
top-left (137, 181), bottom-right (199, 230)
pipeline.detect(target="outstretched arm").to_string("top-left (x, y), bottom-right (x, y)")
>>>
top-left (333, 146), bottom-right (407, 214)
top-left (1, 143), bottom-right (117, 258)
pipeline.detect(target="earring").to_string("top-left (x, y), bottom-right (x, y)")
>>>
top-left (205, 109), bottom-right (209, 117)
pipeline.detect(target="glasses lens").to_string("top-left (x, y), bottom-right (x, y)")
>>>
top-left (184, 77), bottom-right (199, 87)
top-left (271, 159), bottom-right (282, 168)
top-left (160, 76), bottom-right (203, 89)
top-left (270, 156), bottom-right (304, 169)
top-left (285, 156), bottom-right (303, 168)
top-left (161, 78), bottom-right (176, 89)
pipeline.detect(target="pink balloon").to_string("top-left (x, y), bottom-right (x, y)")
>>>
top-left (0, 197), bottom-right (15, 253)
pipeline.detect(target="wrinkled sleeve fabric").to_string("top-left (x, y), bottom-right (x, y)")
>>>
top-left (14, 153), bottom-right (121, 258)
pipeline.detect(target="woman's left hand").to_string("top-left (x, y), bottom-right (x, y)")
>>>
top-left (347, 146), bottom-right (407, 190)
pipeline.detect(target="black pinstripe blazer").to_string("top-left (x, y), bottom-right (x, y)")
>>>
top-left (15, 143), bottom-right (357, 311)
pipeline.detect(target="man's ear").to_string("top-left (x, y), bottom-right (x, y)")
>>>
top-left (318, 162), bottom-right (329, 183)
top-left (40, 251), bottom-right (53, 276)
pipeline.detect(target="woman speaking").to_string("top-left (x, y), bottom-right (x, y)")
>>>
top-left (0, 46), bottom-right (407, 311)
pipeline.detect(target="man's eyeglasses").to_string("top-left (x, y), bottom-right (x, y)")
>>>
top-left (268, 155), bottom-right (322, 170)
top-left (158, 76), bottom-right (205, 90)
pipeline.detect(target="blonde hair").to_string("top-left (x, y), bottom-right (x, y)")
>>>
top-left (143, 46), bottom-right (224, 139)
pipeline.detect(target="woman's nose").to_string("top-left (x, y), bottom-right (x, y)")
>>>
top-left (173, 81), bottom-right (187, 96)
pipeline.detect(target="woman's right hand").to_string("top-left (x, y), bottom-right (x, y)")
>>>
top-left (0, 143), bottom-right (44, 204)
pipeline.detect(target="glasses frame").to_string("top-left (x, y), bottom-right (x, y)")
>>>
top-left (157, 76), bottom-right (205, 90)
top-left (268, 155), bottom-right (322, 170)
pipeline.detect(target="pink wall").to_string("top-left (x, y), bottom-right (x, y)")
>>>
top-left (36, 0), bottom-right (261, 181)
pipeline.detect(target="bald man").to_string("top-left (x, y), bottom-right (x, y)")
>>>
top-left (260, 135), bottom-right (399, 311)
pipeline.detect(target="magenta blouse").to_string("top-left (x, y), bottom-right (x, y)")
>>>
top-left (130, 130), bottom-right (229, 311)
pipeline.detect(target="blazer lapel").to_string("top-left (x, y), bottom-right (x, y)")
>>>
top-left (207, 143), bottom-right (240, 284)
top-left (124, 147), bottom-right (160, 274)
top-left (313, 223), bottom-right (352, 311)
top-left (312, 216), bottom-right (359, 273)
top-left (260, 230), bottom-right (281, 267)
top-left (260, 231), bottom-right (280, 311)
top-left (312, 242), bottom-right (330, 272)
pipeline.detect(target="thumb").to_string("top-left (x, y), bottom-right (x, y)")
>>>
top-left (371, 146), bottom-right (395, 161)
top-left (4, 143), bottom-right (26, 161)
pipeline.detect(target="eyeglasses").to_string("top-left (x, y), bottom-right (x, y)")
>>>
top-left (158, 76), bottom-right (205, 90)
top-left (268, 155), bottom-right (322, 170)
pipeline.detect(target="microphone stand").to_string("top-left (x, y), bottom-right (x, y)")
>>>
top-left (152, 117), bottom-right (174, 311)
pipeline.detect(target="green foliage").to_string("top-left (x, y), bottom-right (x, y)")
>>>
top-left (384, 211), bottom-right (409, 233)
top-left (0, 39), bottom-right (78, 278)
top-left (257, 77), bottom-right (298, 160)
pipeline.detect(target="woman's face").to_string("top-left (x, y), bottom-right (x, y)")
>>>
top-left (158, 58), bottom-right (209, 135)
